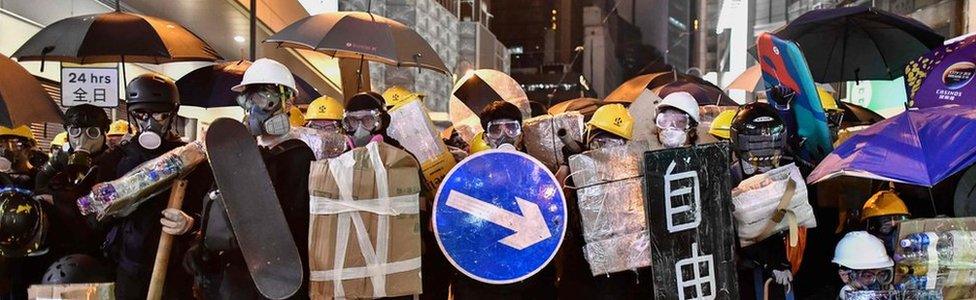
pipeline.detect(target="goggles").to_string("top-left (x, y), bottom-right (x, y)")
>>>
top-left (866, 215), bottom-right (908, 236)
top-left (485, 120), bottom-right (522, 140)
top-left (68, 127), bottom-right (102, 139)
top-left (655, 111), bottom-right (691, 130)
top-left (587, 134), bottom-right (626, 150)
top-left (130, 111), bottom-right (172, 122)
top-left (846, 269), bottom-right (893, 287)
top-left (342, 110), bottom-right (381, 132)
top-left (307, 120), bottom-right (341, 132)
top-left (237, 85), bottom-right (291, 111)
top-left (0, 138), bottom-right (29, 151)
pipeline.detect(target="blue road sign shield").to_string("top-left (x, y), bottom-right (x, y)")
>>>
top-left (434, 149), bottom-right (567, 284)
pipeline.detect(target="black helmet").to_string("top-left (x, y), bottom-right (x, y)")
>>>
top-left (42, 254), bottom-right (111, 284)
top-left (730, 102), bottom-right (787, 169)
top-left (64, 104), bottom-right (110, 132)
top-left (0, 188), bottom-right (47, 257)
top-left (126, 73), bottom-right (179, 112)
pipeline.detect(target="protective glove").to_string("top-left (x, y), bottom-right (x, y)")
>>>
top-left (772, 269), bottom-right (793, 286)
top-left (161, 208), bottom-right (195, 235)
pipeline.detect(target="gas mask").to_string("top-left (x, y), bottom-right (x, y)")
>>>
top-left (655, 110), bottom-right (691, 148)
top-left (342, 109), bottom-right (383, 148)
top-left (0, 138), bottom-right (32, 173)
top-left (238, 85), bottom-right (293, 137)
top-left (66, 126), bottom-right (105, 167)
top-left (485, 119), bottom-right (521, 149)
top-left (130, 110), bottom-right (175, 150)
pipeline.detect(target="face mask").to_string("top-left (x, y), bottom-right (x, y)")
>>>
top-left (67, 126), bottom-right (105, 155)
top-left (351, 126), bottom-right (375, 148)
top-left (659, 128), bottom-right (688, 148)
top-left (238, 85), bottom-right (292, 136)
top-left (131, 111), bottom-right (174, 150)
top-left (0, 157), bottom-right (11, 173)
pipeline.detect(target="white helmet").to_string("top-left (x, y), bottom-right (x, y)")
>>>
top-left (231, 58), bottom-right (298, 95)
top-left (658, 92), bottom-right (701, 123)
top-left (833, 231), bottom-right (894, 270)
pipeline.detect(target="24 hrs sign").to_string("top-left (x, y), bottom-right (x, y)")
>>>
top-left (61, 67), bottom-right (118, 107)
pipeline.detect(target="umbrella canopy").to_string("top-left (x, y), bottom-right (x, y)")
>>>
top-left (452, 69), bottom-right (530, 118)
top-left (906, 35), bottom-right (976, 108)
top-left (265, 11), bottom-right (448, 74)
top-left (655, 81), bottom-right (738, 106)
top-left (12, 11), bottom-right (221, 64)
top-left (547, 97), bottom-right (600, 121)
top-left (176, 60), bottom-right (321, 108)
top-left (606, 70), bottom-right (737, 106)
top-left (773, 6), bottom-right (944, 83)
top-left (838, 102), bottom-right (884, 128)
top-left (726, 65), bottom-right (762, 92)
top-left (0, 54), bottom-right (63, 126)
top-left (808, 105), bottom-right (976, 187)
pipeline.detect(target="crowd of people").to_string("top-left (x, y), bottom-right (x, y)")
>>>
top-left (0, 57), bottom-right (922, 300)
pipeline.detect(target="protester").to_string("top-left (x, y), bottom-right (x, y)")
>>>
top-left (0, 126), bottom-right (40, 188)
top-left (833, 231), bottom-right (894, 299)
top-left (585, 104), bottom-right (632, 150)
top-left (49, 132), bottom-right (67, 157)
top-left (106, 120), bottom-right (130, 149)
top-left (343, 91), bottom-right (403, 149)
top-left (93, 73), bottom-right (212, 299)
top-left (301, 96), bottom-right (348, 159)
top-left (860, 190), bottom-right (911, 255)
top-left (655, 92), bottom-right (700, 148)
top-left (479, 100), bottom-right (524, 150)
top-left (0, 188), bottom-right (48, 299)
top-left (188, 58), bottom-right (313, 299)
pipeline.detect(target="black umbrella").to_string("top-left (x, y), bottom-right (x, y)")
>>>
top-left (12, 11), bottom-right (222, 66)
top-left (656, 81), bottom-right (738, 106)
top-left (0, 54), bottom-right (63, 126)
top-left (176, 60), bottom-right (321, 108)
top-left (265, 11), bottom-right (448, 75)
top-left (606, 69), bottom-right (737, 106)
top-left (771, 6), bottom-right (944, 83)
top-left (838, 101), bottom-right (884, 128)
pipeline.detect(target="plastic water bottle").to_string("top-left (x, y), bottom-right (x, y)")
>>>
top-left (896, 263), bottom-right (928, 277)
top-left (900, 232), bottom-right (933, 251)
top-left (898, 276), bottom-right (928, 290)
top-left (937, 230), bottom-right (976, 267)
top-left (894, 251), bottom-right (930, 264)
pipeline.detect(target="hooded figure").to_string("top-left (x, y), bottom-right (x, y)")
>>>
top-left (92, 73), bottom-right (213, 299)
top-left (187, 58), bottom-right (314, 299)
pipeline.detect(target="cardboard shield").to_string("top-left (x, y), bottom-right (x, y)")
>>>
top-left (643, 142), bottom-right (738, 299)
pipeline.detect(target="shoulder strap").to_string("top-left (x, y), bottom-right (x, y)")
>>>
top-left (748, 178), bottom-right (797, 242)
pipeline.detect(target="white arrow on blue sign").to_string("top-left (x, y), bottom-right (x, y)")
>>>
top-left (433, 149), bottom-right (567, 284)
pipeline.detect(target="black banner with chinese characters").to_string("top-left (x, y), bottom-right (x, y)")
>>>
top-left (643, 142), bottom-right (738, 299)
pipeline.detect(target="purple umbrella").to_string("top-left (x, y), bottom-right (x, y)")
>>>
top-left (808, 105), bottom-right (976, 187)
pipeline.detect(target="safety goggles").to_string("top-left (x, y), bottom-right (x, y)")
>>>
top-left (130, 111), bottom-right (172, 122)
top-left (485, 120), bottom-right (522, 140)
top-left (307, 120), bottom-right (341, 132)
top-left (0, 138), bottom-right (29, 151)
top-left (655, 111), bottom-right (691, 130)
top-left (866, 215), bottom-right (908, 235)
top-left (237, 85), bottom-right (291, 111)
top-left (342, 110), bottom-right (381, 132)
top-left (587, 134), bottom-right (626, 150)
top-left (68, 127), bottom-right (102, 139)
top-left (847, 269), bottom-right (893, 286)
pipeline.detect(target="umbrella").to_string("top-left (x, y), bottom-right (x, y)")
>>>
top-left (452, 69), bottom-right (530, 118)
top-left (606, 70), bottom-right (737, 106)
top-left (906, 35), bottom-right (976, 108)
top-left (808, 105), bottom-right (976, 187)
top-left (176, 60), bottom-right (322, 108)
top-left (838, 102), bottom-right (884, 128)
top-left (547, 98), bottom-right (600, 121)
top-left (726, 65), bottom-right (762, 92)
top-left (0, 54), bottom-right (63, 126)
top-left (265, 11), bottom-right (448, 75)
top-left (772, 6), bottom-right (944, 83)
top-left (656, 81), bottom-right (738, 106)
top-left (12, 11), bottom-right (222, 65)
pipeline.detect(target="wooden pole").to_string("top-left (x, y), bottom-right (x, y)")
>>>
top-left (146, 180), bottom-right (188, 300)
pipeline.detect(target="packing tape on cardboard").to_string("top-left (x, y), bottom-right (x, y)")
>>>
top-left (321, 142), bottom-right (421, 298)
top-left (309, 194), bottom-right (420, 216)
top-left (310, 256), bottom-right (422, 281)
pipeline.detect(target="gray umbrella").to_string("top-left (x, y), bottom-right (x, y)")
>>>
top-left (265, 11), bottom-right (448, 75)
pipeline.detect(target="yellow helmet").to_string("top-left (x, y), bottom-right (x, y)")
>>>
top-left (818, 86), bottom-right (840, 111)
top-left (0, 125), bottom-right (34, 142)
top-left (861, 190), bottom-right (910, 221)
top-left (468, 132), bottom-right (491, 154)
top-left (289, 106), bottom-right (306, 127)
top-left (107, 120), bottom-right (130, 136)
top-left (586, 104), bottom-right (633, 140)
top-left (709, 109), bottom-right (737, 140)
top-left (51, 132), bottom-right (68, 148)
top-left (305, 96), bottom-right (344, 121)
top-left (382, 85), bottom-right (422, 109)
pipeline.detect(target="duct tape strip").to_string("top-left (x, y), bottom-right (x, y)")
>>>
top-left (317, 142), bottom-right (420, 298)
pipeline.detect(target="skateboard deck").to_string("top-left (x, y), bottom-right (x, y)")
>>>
top-left (205, 118), bottom-right (302, 299)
